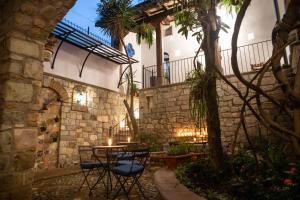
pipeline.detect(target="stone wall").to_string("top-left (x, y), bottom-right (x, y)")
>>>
top-left (216, 71), bottom-right (289, 150)
top-left (0, 1), bottom-right (76, 199)
top-left (139, 71), bottom-right (288, 149)
top-left (139, 84), bottom-right (193, 144)
top-left (43, 73), bottom-right (127, 166)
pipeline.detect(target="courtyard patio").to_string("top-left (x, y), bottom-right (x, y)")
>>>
top-left (32, 167), bottom-right (161, 200)
top-left (0, 0), bottom-right (300, 200)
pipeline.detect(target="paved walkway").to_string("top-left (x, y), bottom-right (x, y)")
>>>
top-left (154, 168), bottom-right (206, 200)
top-left (32, 167), bottom-right (161, 200)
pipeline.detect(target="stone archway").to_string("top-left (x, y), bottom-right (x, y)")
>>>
top-left (0, 1), bottom-right (76, 199)
top-left (44, 79), bottom-right (69, 103)
top-left (34, 80), bottom-right (68, 170)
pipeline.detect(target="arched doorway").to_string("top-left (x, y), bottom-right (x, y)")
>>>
top-left (0, 1), bottom-right (76, 199)
top-left (164, 52), bottom-right (171, 84)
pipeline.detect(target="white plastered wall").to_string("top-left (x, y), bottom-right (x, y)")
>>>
top-left (44, 41), bottom-right (120, 91)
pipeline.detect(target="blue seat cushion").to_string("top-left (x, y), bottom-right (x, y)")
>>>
top-left (117, 160), bottom-right (140, 166)
top-left (109, 152), bottom-right (134, 160)
top-left (112, 164), bottom-right (144, 176)
top-left (134, 151), bottom-right (148, 157)
top-left (80, 161), bottom-right (105, 169)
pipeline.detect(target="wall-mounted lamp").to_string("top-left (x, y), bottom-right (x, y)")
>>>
top-left (72, 85), bottom-right (88, 112)
top-left (76, 91), bottom-right (85, 105)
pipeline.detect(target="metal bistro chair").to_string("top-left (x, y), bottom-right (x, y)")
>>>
top-left (78, 145), bottom-right (106, 195)
top-left (91, 146), bottom-right (122, 199)
top-left (111, 147), bottom-right (150, 200)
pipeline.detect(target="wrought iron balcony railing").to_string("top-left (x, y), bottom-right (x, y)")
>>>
top-left (142, 40), bottom-right (274, 89)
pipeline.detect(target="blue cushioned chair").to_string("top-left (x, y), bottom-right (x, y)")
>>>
top-left (78, 145), bottom-right (106, 195)
top-left (111, 148), bottom-right (150, 200)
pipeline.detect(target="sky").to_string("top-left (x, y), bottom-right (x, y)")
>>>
top-left (63, 0), bottom-right (142, 43)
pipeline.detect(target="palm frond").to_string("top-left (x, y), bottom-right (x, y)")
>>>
top-left (95, 0), bottom-right (136, 39)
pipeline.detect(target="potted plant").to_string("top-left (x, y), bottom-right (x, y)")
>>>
top-left (165, 143), bottom-right (194, 170)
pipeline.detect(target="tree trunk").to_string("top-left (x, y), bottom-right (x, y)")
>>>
top-left (119, 38), bottom-right (139, 138)
top-left (293, 56), bottom-right (300, 156)
top-left (201, 3), bottom-right (224, 170)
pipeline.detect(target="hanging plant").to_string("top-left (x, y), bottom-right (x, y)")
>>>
top-left (186, 67), bottom-right (209, 130)
top-left (136, 22), bottom-right (154, 48)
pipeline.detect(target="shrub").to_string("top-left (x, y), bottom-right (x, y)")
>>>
top-left (137, 131), bottom-right (163, 152)
top-left (167, 143), bottom-right (192, 156)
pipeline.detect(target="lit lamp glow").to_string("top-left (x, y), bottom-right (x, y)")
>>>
top-left (134, 110), bottom-right (139, 119)
top-left (127, 137), bottom-right (131, 143)
top-left (193, 138), bottom-right (197, 142)
top-left (108, 138), bottom-right (112, 146)
top-left (76, 91), bottom-right (85, 105)
top-left (120, 120), bottom-right (125, 128)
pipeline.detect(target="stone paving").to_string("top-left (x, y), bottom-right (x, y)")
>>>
top-left (32, 167), bottom-right (161, 200)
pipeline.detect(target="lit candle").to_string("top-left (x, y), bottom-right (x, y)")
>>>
top-left (193, 138), bottom-right (196, 142)
top-left (108, 138), bottom-right (112, 146)
top-left (127, 137), bottom-right (131, 143)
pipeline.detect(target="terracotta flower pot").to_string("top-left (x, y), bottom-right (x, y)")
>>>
top-left (165, 154), bottom-right (193, 170)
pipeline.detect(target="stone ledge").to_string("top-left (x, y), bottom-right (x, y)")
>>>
top-left (154, 168), bottom-right (206, 200)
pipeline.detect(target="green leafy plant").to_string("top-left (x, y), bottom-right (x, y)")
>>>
top-left (219, 0), bottom-right (243, 14)
top-left (186, 68), bottom-right (210, 129)
top-left (137, 131), bottom-right (163, 152)
top-left (167, 143), bottom-right (191, 156)
top-left (136, 22), bottom-right (154, 47)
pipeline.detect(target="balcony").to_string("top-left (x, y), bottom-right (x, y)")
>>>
top-left (142, 40), bottom-right (273, 88)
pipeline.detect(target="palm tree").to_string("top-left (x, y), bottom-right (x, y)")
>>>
top-left (96, 0), bottom-right (153, 139)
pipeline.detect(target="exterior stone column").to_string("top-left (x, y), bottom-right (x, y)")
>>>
top-left (155, 22), bottom-right (163, 87)
top-left (0, 1), bottom-right (75, 199)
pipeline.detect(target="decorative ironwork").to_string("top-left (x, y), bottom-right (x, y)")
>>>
top-left (51, 20), bottom-right (139, 72)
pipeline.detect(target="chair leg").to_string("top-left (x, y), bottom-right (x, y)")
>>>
top-left (112, 175), bottom-right (130, 200)
top-left (90, 168), bottom-right (106, 193)
top-left (78, 169), bottom-right (92, 191)
top-left (135, 177), bottom-right (148, 200)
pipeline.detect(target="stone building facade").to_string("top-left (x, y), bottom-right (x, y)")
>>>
top-left (139, 71), bottom-right (288, 150)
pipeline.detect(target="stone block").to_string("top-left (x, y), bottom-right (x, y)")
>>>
top-left (0, 155), bottom-right (10, 171)
top-left (20, 2), bottom-right (37, 15)
top-left (14, 13), bottom-right (32, 28)
top-left (0, 61), bottom-right (23, 75)
top-left (0, 130), bottom-right (12, 153)
top-left (40, 6), bottom-right (56, 19)
top-left (23, 59), bottom-right (43, 80)
top-left (13, 128), bottom-right (37, 151)
top-left (14, 151), bottom-right (35, 171)
top-left (9, 37), bottom-right (41, 58)
top-left (3, 81), bottom-right (33, 102)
